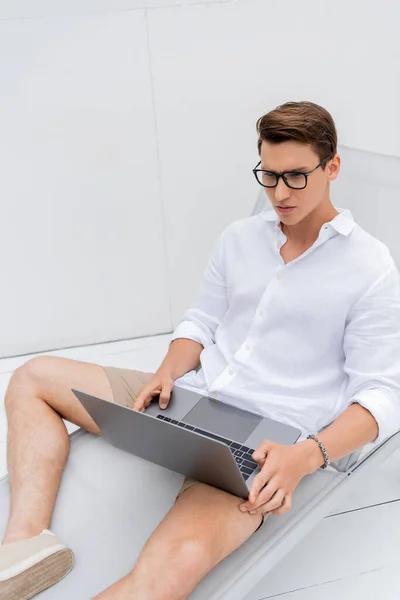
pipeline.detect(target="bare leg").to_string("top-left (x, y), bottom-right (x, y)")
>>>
top-left (2, 356), bottom-right (114, 544)
top-left (93, 482), bottom-right (263, 600)
top-left (2, 356), bottom-right (263, 600)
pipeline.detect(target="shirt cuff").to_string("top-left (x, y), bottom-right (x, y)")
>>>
top-left (170, 320), bottom-right (214, 349)
top-left (351, 388), bottom-right (400, 445)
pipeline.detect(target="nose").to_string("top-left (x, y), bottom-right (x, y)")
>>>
top-left (274, 177), bottom-right (291, 203)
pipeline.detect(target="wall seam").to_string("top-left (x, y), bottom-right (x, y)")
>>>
top-left (144, 8), bottom-right (174, 332)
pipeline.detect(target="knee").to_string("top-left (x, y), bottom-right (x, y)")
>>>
top-left (169, 538), bottom-right (211, 577)
top-left (5, 357), bottom-right (51, 408)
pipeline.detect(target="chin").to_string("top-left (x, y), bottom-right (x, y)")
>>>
top-left (278, 210), bottom-right (300, 220)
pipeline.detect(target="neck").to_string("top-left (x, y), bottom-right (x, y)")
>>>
top-left (281, 201), bottom-right (339, 246)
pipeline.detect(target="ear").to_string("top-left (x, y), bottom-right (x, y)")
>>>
top-left (327, 153), bottom-right (341, 182)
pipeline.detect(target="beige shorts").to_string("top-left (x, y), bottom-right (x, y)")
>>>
top-left (102, 365), bottom-right (267, 533)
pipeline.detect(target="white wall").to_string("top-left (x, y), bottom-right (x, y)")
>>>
top-left (0, 0), bottom-right (399, 357)
top-left (0, 11), bottom-right (172, 357)
top-left (0, 0), bottom-right (227, 19)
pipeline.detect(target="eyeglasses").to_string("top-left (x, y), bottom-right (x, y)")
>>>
top-left (252, 156), bottom-right (331, 190)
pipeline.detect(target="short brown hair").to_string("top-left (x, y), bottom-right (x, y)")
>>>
top-left (256, 101), bottom-right (337, 167)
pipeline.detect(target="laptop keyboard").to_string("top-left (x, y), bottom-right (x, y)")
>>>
top-left (156, 414), bottom-right (258, 481)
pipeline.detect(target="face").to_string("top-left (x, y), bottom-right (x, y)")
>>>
top-left (259, 141), bottom-right (340, 225)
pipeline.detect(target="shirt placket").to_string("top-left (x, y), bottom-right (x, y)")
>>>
top-left (208, 223), bottom-right (333, 398)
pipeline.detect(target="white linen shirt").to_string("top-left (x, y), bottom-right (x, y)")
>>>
top-left (171, 205), bottom-right (400, 445)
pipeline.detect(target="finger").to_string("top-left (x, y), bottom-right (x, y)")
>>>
top-left (247, 479), bottom-right (279, 511)
top-left (252, 440), bottom-right (273, 462)
top-left (242, 475), bottom-right (274, 511)
top-left (159, 381), bottom-right (173, 409)
top-left (270, 494), bottom-right (292, 515)
top-left (132, 388), bottom-right (151, 412)
top-left (249, 488), bottom-right (286, 515)
top-left (248, 469), bottom-right (274, 504)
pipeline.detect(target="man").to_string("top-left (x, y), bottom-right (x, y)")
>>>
top-left (1, 100), bottom-right (400, 600)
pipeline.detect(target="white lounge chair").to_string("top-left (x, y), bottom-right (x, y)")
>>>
top-left (1, 427), bottom-right (399, 599)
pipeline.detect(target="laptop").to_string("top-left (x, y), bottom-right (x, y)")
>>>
top-left (72, 386), bottom-right (302, 499)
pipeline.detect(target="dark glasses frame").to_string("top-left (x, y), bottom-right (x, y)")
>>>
top-left (252, 156), bottom-right (332, 190)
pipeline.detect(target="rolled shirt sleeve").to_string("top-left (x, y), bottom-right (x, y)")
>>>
top-left (344, 263), bottom-right (400, 445)
top-left (171, 230), bottom-right (228, 349)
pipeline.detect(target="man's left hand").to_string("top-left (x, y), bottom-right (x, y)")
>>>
top-left (239, 440), bottom-right (318, 516)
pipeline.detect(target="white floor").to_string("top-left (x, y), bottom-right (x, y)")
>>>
top-left (1, 335), bottom-right (400, 600)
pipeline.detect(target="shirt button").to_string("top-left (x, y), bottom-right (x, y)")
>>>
top-left (211, 391), bottom-right (218, 399)
top-left (228, 367), bottom-right (234, 375)
top-left (277, 272), bottom-right (282, 280)
top-left (244, 343), bottom-right (252, 351)
top-left (258, 308), bottom-right (265, 317)
top-left (276, 240), bottom-right (280, 249)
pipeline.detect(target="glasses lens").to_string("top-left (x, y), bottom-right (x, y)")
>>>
top-left (257, 171), bottom-right (278, 187)
top-left (283, 173), bottom-right (307, 189)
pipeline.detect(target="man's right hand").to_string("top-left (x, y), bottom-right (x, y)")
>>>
top-left (132, 370), bottom-right (174, 413)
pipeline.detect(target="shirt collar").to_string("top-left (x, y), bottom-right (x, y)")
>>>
top-left (259, 204), bottom-right (356, 236)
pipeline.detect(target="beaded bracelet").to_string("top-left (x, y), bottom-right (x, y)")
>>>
top-left (307, 434), bottom-right (330, 469)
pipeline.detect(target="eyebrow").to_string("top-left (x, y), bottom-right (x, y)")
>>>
top-left (262, 165), bottom-right (308, 172)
